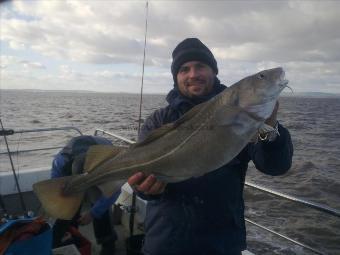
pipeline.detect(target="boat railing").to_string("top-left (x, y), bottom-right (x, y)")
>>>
top-left (1, 127), bottom-right (337, 255)
top-left (94, 129), bottom-right (135, 145)
top-left (100, 130), bottom-right (336, 255)
top-left (245, 181), bottom-right (340, 218)
top-left (0, 126), bottom-right (83, 155)
top-left (244, 182), bottom-right (339, 255)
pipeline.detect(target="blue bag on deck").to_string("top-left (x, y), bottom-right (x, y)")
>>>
top-left (1, 218), bottom-right (52, 255)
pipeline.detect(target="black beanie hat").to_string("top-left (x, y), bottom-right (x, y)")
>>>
top-left (171, 38), bottom-right (218, 84)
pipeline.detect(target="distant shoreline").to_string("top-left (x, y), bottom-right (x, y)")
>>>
top-left (280, 92), bottom-right (340, 98)
top-left (1, 89), bottom-right (340, 98)
top-left (0, 89), bottom-right (167, 96)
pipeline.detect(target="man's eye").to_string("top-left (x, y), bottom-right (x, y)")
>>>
top-left (179, 67), bottom-right (189, 73)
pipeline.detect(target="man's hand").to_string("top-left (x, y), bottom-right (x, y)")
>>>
top-left (265, 101), bottom-right (279, 127)
top-left (78, 211), bottom-right (93, 225)
top-left (128, 172), bottom-right (167, 195)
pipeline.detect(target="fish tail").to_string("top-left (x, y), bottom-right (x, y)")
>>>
top-left (33, 176), bottom-right (84, 220)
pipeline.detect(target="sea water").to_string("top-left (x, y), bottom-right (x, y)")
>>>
top-left (1, 90), bottom-right (339, 255)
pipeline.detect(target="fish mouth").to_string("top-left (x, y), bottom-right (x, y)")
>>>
top-left (278, 69), bottom-right (290, 91)
top-left (279, 79), bottom-right (293, 93)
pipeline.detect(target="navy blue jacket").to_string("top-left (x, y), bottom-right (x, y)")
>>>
top-left (138, 79), bottom-right (293, 255)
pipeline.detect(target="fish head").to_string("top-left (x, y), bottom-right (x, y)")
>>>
top-left (236, 67), bottom-right (289, 119)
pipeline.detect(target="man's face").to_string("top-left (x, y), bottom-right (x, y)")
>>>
top-left (176, 61), bottom-right (215, 98)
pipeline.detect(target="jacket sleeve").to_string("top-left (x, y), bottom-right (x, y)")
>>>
top-left (248, 123), bottom-right (293, 176)
top-left (51, 153), bottom-right (67, 178)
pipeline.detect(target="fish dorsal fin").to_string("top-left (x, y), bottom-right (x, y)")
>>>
top-left (84, 145), bottom-right (125, 172)
top-left (173, 101), bottom-right (208, 127)
top-left (133, 123), bottom-right (175, 147)
top-left (133, 102), bottom-right (207, 148)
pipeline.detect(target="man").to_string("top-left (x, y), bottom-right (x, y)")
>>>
top-left (128, 38), bottom-right (293, 255)
top-left (51, 135), bottom-right (118, 255)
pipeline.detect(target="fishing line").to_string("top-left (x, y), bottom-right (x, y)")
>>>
top-left (0, 118), bottom-right (27, 214)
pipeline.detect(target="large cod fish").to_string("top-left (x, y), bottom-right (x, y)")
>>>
top-left (33, 67), bottom-right (289, 219)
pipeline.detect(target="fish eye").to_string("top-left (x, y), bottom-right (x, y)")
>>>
top-left (258, 73), bottom-right (265, 79)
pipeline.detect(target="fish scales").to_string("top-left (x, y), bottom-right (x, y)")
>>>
top-left (67, 90), bottom-right (251, 191)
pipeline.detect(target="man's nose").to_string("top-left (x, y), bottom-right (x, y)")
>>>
top-left (188, 67), bottom-right (199, 78)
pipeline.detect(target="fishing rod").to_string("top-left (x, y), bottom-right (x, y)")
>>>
top-left (130, 0), bottom-right (149, 239)
top-left (137, 1), bottom-right (149, 136)
top-left (0, 118), bottom-right (27, 215)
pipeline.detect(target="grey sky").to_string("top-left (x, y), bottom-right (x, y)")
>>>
top-left (1, 0), bottom-right (340, 94)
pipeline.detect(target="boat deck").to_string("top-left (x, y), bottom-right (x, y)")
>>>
top-left (79, 224), bottom-right (254, 255)
top-left (1, 190), bottom-right (254, 255)
top-left (79, 224), bottom-right (131, 255)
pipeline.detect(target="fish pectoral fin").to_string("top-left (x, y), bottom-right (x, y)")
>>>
top-left (98, 179), bottom-right (125, 198)
top-left (33, 176), bottom-right (84, 220)
top-left (84, 145), bottom-right (126, 172)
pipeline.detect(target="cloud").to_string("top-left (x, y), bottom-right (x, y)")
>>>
top-left (1, 0), bottom-right (340, 93)
top-left (2, 1), bottom-right (149, 64)
top-left (19, 60), bottom-right (46, 69)
top-left (3, 1), bottom-right (340, 64)
top-left (0, 55), bottom-right (45, 70)
top-left (0, 56), bottom-right (18, 69)
top-left (8, 40), bottom-right (26, 50)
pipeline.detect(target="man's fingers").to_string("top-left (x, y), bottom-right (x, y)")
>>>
top-left (137, 174), bottom-right (157, 192)
top-left (127, 172), bottom-right (146, 186)
top-left (128, 172), bottom-right (167, 195)
top-left (146, 181), bottom-right (167, 195)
